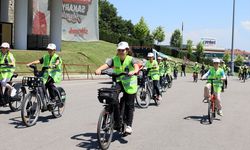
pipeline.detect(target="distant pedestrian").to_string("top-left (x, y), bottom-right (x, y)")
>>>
top-left (181, 63), bottom-right (186, 77)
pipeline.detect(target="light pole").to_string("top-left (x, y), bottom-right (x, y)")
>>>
top-left (231, 0), bottom-right (235, 75)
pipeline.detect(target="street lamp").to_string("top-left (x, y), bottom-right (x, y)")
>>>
top-left (230, 0), bottom-right (235, 75)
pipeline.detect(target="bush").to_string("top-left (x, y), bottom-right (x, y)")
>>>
top-left (100, 29), bottom-right (153, 46)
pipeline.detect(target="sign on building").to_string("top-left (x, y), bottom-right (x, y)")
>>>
top-left (62, 0), bottom-right (99, 41)
top-left (201, 37), bottom-right (216, 48)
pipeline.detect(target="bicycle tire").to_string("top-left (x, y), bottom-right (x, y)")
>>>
top-left (208, 100), bottom-right (214, 124)
top-left (21, 93), bottom-right (41, 127)
top-left (97, 108), bottom-right (114, 150)
top-left (9, 86), bottom-right (26, 112)
top-left (136, 87), bottom-right (150, 108)
top-left (52, 87), bottom-right (66, 118)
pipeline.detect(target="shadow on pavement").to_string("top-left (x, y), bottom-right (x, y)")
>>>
top-left (71, 131), bottom-right (128, 150)
top-left (71, 133), bottom-right (99, 150)
top-left (9, 115), bottom-right (56, 129)
top-left (184, 115), bottom-right (221, 125)
top-left (98, 81), bottom-right (112, 85)
top-left (0, 109), bottom-right (13, 114)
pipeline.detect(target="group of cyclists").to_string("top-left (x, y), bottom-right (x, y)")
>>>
top-left (95, 41), bottom-right (236, 135)
top-left (238, 64), bottom-right (249, 81)
top-left (95, 41), bottom-right (176, 135)
top-left (0, 42), bottom-right (63, 107)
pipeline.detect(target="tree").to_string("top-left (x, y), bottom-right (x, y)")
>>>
top-left (196, 42), bottom-right (204, 62)
top-left (234, 54), bottom-right (244, 66)
top-left (186, 39), bottom-right (193, 58)
top-left (170, 29), bottom-right (182, 48)
top-left (223, 53), bottom-right (230, 64)
top-left (134, 17), bottom-right (150, 42)
top-left (152, 26), bottom-right (165, 44)
top-left (99, 0), bottom-right (135, 37)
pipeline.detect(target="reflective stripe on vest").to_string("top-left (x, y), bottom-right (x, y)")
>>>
top-left (0, 52), bottom-right (15, 79)
top-left (208, 68), bottom-right (223, 86)
top-left (146, 60), bottom-right (160, 80)
top-left (42, 53), bottom-right (62, 83)
top-left (113, 55), bottom-right (138, 94)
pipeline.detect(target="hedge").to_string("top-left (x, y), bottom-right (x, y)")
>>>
top-left (100, 29), bottom-right (153, 46)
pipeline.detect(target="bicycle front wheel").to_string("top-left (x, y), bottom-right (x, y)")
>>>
top-left (208, 100), bottom-right (214, 124)
top-left (9, 86), bottom-right (26, 112)
top-left (136, 87), bottom-right (150, 108)
top-left (21, 93), bottom-right (41, 127)
top-left (97, 108), bottom-right (114, 150)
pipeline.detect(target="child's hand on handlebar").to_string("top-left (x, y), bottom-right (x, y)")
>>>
top-left (128, 71), bottom-right (136, 76)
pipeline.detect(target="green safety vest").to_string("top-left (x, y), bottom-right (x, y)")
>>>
top-left (113, 55), bottom-right (138, 94)
top-left (159, 62), bottom-right (165, 76)
top-left (193, 65), bottom-right (200, 73)
top-left (207, 67), bottom-right (224, 93)
top-left (164, 61), bottom-right (171, 75)
top-left (42, 53), bottom-right (62, 83)
top-left (145, 60), bottom-right (160, 80)
top-left (0, 52), bottom-right (15, 79)
top-left (221, 64), bottom-right (228, 73)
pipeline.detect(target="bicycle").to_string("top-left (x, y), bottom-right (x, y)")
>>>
top-left (136, 69), bottom-right (150, 108)
top-left (0, 64), bottom-right (26, 111)
top-left (193, 72), bottom-right (198, 82)
top-left (202, 78), bottom-right (219, 124)
top-left (21, 64), bottom-right (66, 127)
top-left (97, 71), bottom-right (134, 150)
top-left (165, 74), bottom-right (173, 88)
top-left (242, 70), bottom-right (247, 83)
top-left (136, 69), bottom-right (160, 107)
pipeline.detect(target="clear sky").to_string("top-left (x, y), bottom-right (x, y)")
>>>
top-left (108, 0), bottom-right (250, 50)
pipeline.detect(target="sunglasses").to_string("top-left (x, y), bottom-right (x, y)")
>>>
top-left (117, 49), bottom-right (126, 52)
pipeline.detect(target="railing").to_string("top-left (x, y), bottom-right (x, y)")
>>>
top-left (15, 62), bottom-right (95, 80)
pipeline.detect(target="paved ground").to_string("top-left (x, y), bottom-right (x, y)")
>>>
top-left (0, 74), bottom-right (250, 150)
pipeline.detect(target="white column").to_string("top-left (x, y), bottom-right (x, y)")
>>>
top-left (50, 0), bottom-right (62, 51)
top-left (0, 0), bottom-right (9, 22)
top-left (14, 0), bottom-right (28, 49)
top-left (27, 0), bottom-right (33, 34)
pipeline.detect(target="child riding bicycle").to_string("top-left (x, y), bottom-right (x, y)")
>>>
top-left (95, 41), bottom-right (139, 134)
top-left (202, 58), bottom-right (226, 116)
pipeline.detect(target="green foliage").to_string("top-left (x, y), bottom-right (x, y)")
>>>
top-left (152, 26), bottom-right (165, 44)
top-left (234, 54), bottom-right (244, 66)
top-left (170, 29), bottom-right (182, 48)
top-left (99, 0), bottom-right (135, 37)
top-left (187, 40), bottom-right (193, 55)
top-left (196, 42), bottom-right (204, 62)
top-left (134, 17), bottom-right (150, 40)
top-left (223, 53), bottom-right (230, 64)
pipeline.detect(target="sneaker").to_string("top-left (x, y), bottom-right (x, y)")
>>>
top-left (202, 97), bottom-right (209, 103)
top-left (10, 88), bottom-right (17, 97)
top-left (158, 96), bottom-right (162, 101)
top-left (125, 126), bottom-right (133, 134)
top-left (217, 110), bottom-right (224, 116)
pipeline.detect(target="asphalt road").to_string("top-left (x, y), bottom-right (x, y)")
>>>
top-left (0, 75), bottom-right (250, 150)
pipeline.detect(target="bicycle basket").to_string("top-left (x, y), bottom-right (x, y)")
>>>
top-left (98, 88), bottom-right (119, 104)
top-left (22, 77), bottom-right (43, 87)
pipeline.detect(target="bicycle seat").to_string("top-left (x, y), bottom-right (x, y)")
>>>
top-left (12, 73), bottom-right (18, 78)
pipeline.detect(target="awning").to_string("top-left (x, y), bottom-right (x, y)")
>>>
top-left (152, 49), bottom-right (172, 60)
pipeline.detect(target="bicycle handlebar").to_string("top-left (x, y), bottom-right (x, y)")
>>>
top-left (101, 71), bottom-right (128, 77)
top-left (0, 64), bottom-right (14, 67)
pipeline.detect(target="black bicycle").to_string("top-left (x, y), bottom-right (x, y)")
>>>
top-left (21, 65), bottom-right (66, 127)
top-left (0, 64), bottom-right (26, 112)
top-left (136, 69), bottom-right (160, 108)
top-left (160, 75), bottom-right (168, 93)
top-left (165, 74), bottom-right (173, 88)
top-left (193, 72), bottom-right (198, 82)
top-left (136, 69), bottom-right (151, 108)
top-left (97, 71), bottom-right (134, 150)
